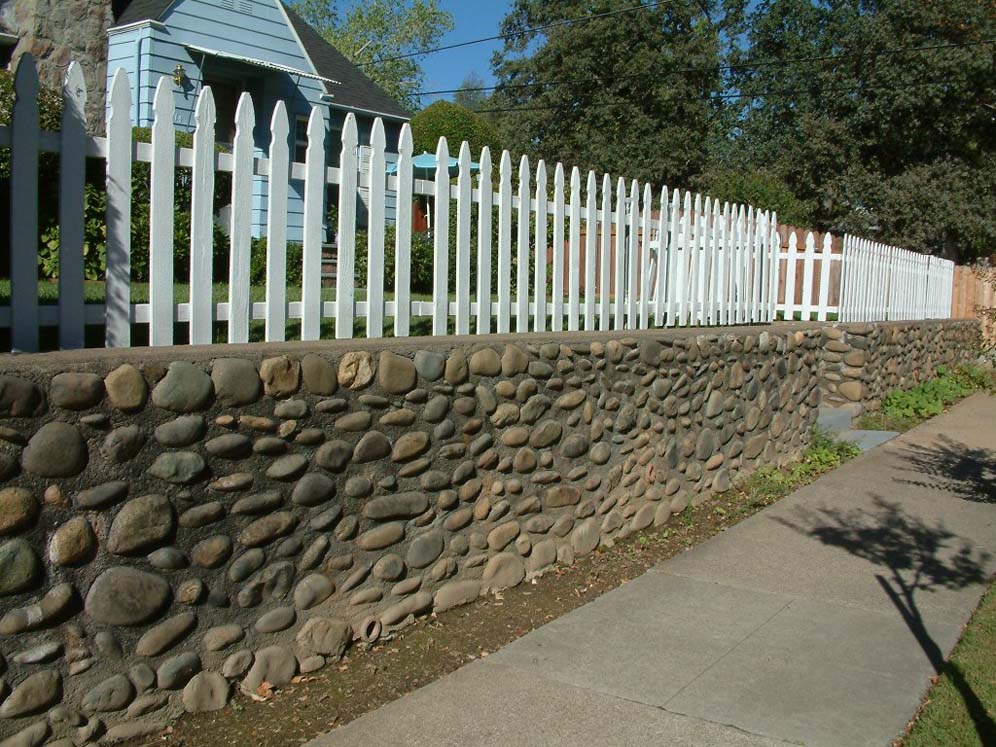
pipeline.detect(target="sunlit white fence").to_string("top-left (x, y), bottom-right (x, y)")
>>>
top-left (0, 57), bottom-right (955, 352)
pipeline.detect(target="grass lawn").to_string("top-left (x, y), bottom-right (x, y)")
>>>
top-left (900, 580), bottom-right (996, 747)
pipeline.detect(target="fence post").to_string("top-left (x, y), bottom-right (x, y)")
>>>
top-left (533, 160), bottom-right (548, 332)
top-left (614, 177), bottom-right (626, 330)
top-left (475, 147), bottom-right (492, 334)
top-left (105, 68), bottom-right (132, 348)
top-left (394, 124), bottom-right (414, 337)
top-left (455, 140), bottom-right (473, 335)
top-left (190, 86), bottom-right (217, 344)
top-left (551, 163), bottom-right (565, 332)
top-left (10, 55), bottom-right (39, 352)
top-left (497, 150), bottom-right (512, 333)
top-left (335, 114), bottom-right (358, 338)
top-left (149, 77), bottom-right (176, 347)
top-left (599, 173), bottom-right (611, 330)
top-left (568, 167), bottom-right (582, 331)
top-left (516, 155), bottom-right (531, 332)
top-left (816, 232), bottom-right (832, 322)
top-left (264, 100), bottom-right (289, 342)
top-left (58, 62), bottom-right (87, 350)
top-left (228, 92), bottom-right (255, 344)
top-left (365, 118), bottom-right (386, 338)
top-left (639, 183), bottom-right (652, 329)
top-left (585, 171), bottom-right (598, 330)
top-left (431, 137), bottom-right (450, 336)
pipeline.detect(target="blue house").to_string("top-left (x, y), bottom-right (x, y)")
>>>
top-left (106, 0), bottom-right (410, 242)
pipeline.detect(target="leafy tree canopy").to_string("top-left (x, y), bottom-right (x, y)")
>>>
top-left (411, 100), bottom-right (503, 157)
top-left (291, 0), bottom-right (453, 111)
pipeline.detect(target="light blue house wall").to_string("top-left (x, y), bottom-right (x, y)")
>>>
top-left (106, 0), bottom-right (402, 244)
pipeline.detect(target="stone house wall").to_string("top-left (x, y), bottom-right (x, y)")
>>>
top-left (0, 319), bottom-right (978, 745)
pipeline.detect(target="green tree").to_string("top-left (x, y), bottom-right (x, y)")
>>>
top-left (723, 0), bottom-right (996, 260)
top-left (291, 0), bottom-right (454, 111)
top-left (452, 72), bottom-right (490, 112)
top-left (489, 0), bottom-right (736, 186)
top-left (411, 100), bottom-right (504, 157)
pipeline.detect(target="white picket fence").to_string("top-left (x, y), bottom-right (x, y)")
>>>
top-left (0, 57), bottom-right (955, 352)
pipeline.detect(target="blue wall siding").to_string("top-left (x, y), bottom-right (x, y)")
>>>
top-left (105, 0), bottom-right (404, 244)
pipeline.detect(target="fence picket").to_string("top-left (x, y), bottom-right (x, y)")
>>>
top-left (768, 220), bottom-right (780, 323)
top-left (639, 183), bottom-right (652, 329)
top-left (677, 191), bottom-right (692, 326)
top-left (516, 155), bottom-right (531, 332)
top-left (454, 139), bottom-right (473, 335)
top-left (585, 171), bottom-right (597, 330)
top-left (751, 211), bottom-right (765, 323)
top-left (551, 163), bottom-right (565, 332)
top-left (105, 68), bottom-right (132, 347)
top-left (568, 167), bottom-right (582, 331)
top-left (699, 196), bottom-right (713, 326)
top-left (475, 147), bottom-right (493, 334)
top-left (57, 63), bottom-right (87, 349)
top-left (366, 118), bottom-right (386, 338)
top-left (534, 160), bottom-right (548, 332)
top-left (816, 232), bottom-right (832, 321)
top-left (149, 77), bottom-right (176, 346)
top-left (654, 186), bottom-right (668, 326)
top-left (190, 86), bottom-right (217, 344)
top-left (497, 150), bottom-right (512, 333)
top-left (614, 177), bottom-right (626, 330)
top-left (665, 189), bottom-right (681, 327)
top-left (432, 137), bottom-right (450, 336)
top-left (335, 114), bottom-right (358, 338)
top-left (716, 202), bottom-right (729, 326)
top-left (10, 55), bottom-right (39, 352)
top-left (783, 232), bottom-right (798, 322)
top-left (395, 124), bottom-right (413, 336)
top-left (599, 174), bottom-right (611, 330)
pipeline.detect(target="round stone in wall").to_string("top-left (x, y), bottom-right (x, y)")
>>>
top-left (0, 375), bottom-right (45, 417)
top-left (105, 364), bottom-right (148, 411)
top-left (50, 372), bottom-right (104, 410)
top-left (260, 356), bottom-right (301, 397)
top-left (338, 351), bottom-right (375, 390)
top-left (414, 350), bottom-right (445, 381)
top-left (378, 351), bottom-right (417, 394)
top-left (81, 673), bottom-right (135, 713)
top-left (0, 538), bottom-right (41, 595)
top-left (21, 422), bottom-right (87, 478)
top-left (152, 362), bottom-right (214, 413)
top-left (301, 353), bottom-right (338, 395)
top-left (0, 487), bottom-right (38, 536)
top-left (469, 348), bottom-right (501, 377)
top-left (48, 516), bottom-right (96, 567)
top-left (149, 451), bottom-right (206, 484)
top-left (85, 567), bottom-right (171, 626)
top-left (241, 645), bottom-right (297, 694)
top-left (0, 669), bottom-right (61, 718)
top-left (182, 671), bottom-right (229, 713)
top-left (482, 553), bottom-right (525, 591)
top-left (211, 358), bottom-right (261, 406)
top-left (352, 431), bottom-right (391, 463)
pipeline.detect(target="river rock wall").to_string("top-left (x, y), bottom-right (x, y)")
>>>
top-left (0, 320), bottom-right (977, 745)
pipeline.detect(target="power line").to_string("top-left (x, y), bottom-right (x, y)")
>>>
top-left (358, 1), bottom-right (668, 67)
top-left (416, 37), bottom-right (994, 98)
top-left (472, 77), bottom-right (961, 114)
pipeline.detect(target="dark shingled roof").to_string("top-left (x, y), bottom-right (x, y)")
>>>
top-left (282, 3), bottom-right (410, 121)
top-left (111, 1), bottom-right (409, 121)
top-left (113, 0), bottom-right (174, 26)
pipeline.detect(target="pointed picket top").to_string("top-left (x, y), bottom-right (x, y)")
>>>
top-left (475, 145), bottom-right (493, 335)
top-left (479, 145), bottom-right (492, 178)
top-left (585, 169), bottom-right (598, 330)
top-left (613, 176), bottom-right (626, 330)
top-left (264, 98), bottom-right (289, 342)
top-left (550, 161), bottom-right (566, 332)
top-left (536, 159), bottom-right (549, 190)
top-left (499, 148), bottom-right (512, 179)
top-left (654, 184), bottom-right (669, 325)
top-left (149, 75), bottom-right (176, 347)
top-left (336, 113), bottom-right (359, 338)
top-left (63, 61), bottom-right (86, 117)
top-left (153, 74), bottom-right (174, 117)
top-left (431, 135), bottom-right (450, 336)
top-left (534, 159), bottom-right (549, 332)
top-left (109, 67), bottom-right (131, 123)
top-left (567, 165), bottom-right (582, 331)
top-left (189, 84), bottom-right (218, 345)
top-left (394, 121), bottom-right (414, 337)
top-left (105, 67), bottom-right (133, 348)
top-left (58, 61), bottom-right (88, 350)
top-left (14, 52), bottom-right (39, 99)
top-left (639, 181), bottom-right (653, 329)
top-left (496, 148), bottom-right (513, 333)
top-left (599, 172), bottom-right (612, 330)
top-left (454, 138), bottom-right (473, 335)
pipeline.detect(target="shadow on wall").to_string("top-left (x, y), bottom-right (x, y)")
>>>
top-left (893, 434), bottom-right (996, 504)
top-left (774, 495), bottom-right (995, 744)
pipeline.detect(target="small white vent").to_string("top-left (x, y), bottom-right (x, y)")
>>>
top-left (220, 0), bottom-right (253, 14)
top-left (220, 0), bottom-right (235, 10)
top-left (240, 0), bottom-right (253, 13)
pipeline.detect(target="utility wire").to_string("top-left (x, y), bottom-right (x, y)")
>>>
top-left (415, 37), bottom-right (994, 97)
top-left (358, 1), bottom-right (668, 67)
top-left (472, 77), bottom-right (962, 114)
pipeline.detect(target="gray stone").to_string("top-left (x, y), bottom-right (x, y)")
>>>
top-left (292, 472), bottom-right (336, 506)
top-left (82, 674), bottom-right (134, 713)
top-left (482, 553), bottom-right (525, 590)
top-left (530, 420), bottom-right (563, 448)
top-left (294, 574), bottom-right (334, 610)
top-left (107, 494), bottom-right (176, 555)
top-left (148, 546), bottom-right (187, 570)
top-left (373, 554), bottom-right (405, 581)
top-left (392, 431), bottom-right (430, 462)
top-left (21, 422), bottom-right (87, 478)
top-left (358, 522), bottom-right (405, 550)
top-left (85, 567), bottom-right (171, 626)
top-left (696, 429), bottom-right (718, 460)
top-left (434, 580), bottom-right (481, 612)
top-left (337, 352), bottom-right (378, 392)
top-left (364, 492), bottom-right (429, 521)
top-left (238, 512), bottom-right (296, 547)
top-left (155, 415), bottom-right (206, 447)
top-left (556, 389), bottom-right (586, 409)
top-left (488, 521), bottom-right (520, 551)
top-left (152, 362), bottom-right (214, 412)
top-left (102, 425), bottom-right (146, 463)
top-left (560, 434), bottom-right (589, 458)
top-left (274, 399), bottom-right (308, 419)
top-left (315, 439), bottom-right (353, 472)
top-left (191, 535), bottom-right (233, 568)
top-left (571, 518), bottom-right (601, 555)
top-left (744, 434), bottom-right (768, 460)
top-left (0, 670), bottom-right (60, 718)
top-left (301, 353), bottom-right (338, 395)
top-left (203, 624), bottom-right (245, 652)
top-left (105, 364), bottom-right (148, 411)
top-left (296, 618), bottom-right (352, 657)
top-left (378, 351), bottom-right (417, 394)
top-left (241, 645), bottom-right (296, 694)
top-left (0, 720), bottom-right (49, 747)
top-left (335, 411), bottom-right (372, 431)
top-left (445, 350), bottom-right (469, 384)
top-left (704, 389), bottom-right (725, 418)
top-left (501, 344), bottom-right (529, 376)
top-left (231, 491), bottom-right (283, 516)
top-left (414, 350), bottom-right (445, 381)
top-left (353, 431), bottom-right (391, 463)
top-left (157, 652), bottom-right (201, 689)
top-left (182, 671), bottom-right (229, 713)
top-left (407, 529), bottom-right (445, 568)
top-left (543, 485), bottom-right (581, 509)
top-left (260, 356), bottom-right (301, 397)
top-left (590, 442), bottom-right (611, 465)
top-left (50, 372), bottom-right (103, 410)
top-left (48, 516), bottom-right (95, 567)
top-left (423, 395), bottom-right (450, 422)
top-left (344, 476), bottom-right (373, 498)
top-left (469, 348), bottom-right (501, 376)
top-left (839, 380), bottom-right (864, 401)
top-left (148, 451), bottom-right (206, 484)
top-left (0, 376), bottom-right (45, 417)
top-left (222, 650), bottom-right (253, 679)
top-left (266, 454), bottom-right (308, 480)
top-left (211, 358), bottom-right (261, 406)
top-left (0, 488), bottom-right (37, 536)
top-left (255, 605), bottom-right (296, 633)
top-left (0, 539), bottom-right (41, 596)
top-left (0, 583), bottom-right (74, 635)
top-left (205, 433), bottom-right (252, 459)
top-left (491, 402), bottom-right (519, 426)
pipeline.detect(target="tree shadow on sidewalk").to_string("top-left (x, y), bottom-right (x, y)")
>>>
top-left (893, 434), bottom-right (996, 504)
top-left (775, 496), bottom-right (996, 743)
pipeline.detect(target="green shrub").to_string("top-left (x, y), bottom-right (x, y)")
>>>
top-left (249, 237), bottom-right (304, 289)
top-left (412, 100), bottom-right (503, 157)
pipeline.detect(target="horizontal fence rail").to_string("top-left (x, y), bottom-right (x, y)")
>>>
top-left (0, 56), bottom-right (957, 351)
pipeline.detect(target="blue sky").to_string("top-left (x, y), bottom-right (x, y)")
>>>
top-left (418, 0), bottom-right (513, 105)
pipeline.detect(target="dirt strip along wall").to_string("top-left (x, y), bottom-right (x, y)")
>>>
top-left (0, 320), bottom-right (979, 745)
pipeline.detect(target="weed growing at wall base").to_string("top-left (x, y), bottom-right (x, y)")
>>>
top-left (860, 365), bottom-right (996, 432)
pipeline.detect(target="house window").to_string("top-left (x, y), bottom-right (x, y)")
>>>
top-left (294, 115), bottom-right (309, 163)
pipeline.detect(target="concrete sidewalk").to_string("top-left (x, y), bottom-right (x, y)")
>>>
top-left (308, 394), bottom-right (996, 747)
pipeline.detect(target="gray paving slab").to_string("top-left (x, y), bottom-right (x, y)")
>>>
top-left (307, 393), bottom-right (996, 747)
top-left (309, 660), bottom-right (796, 747)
